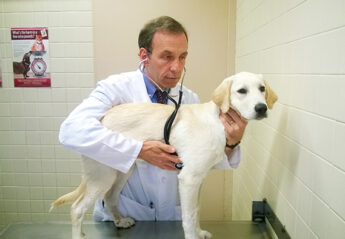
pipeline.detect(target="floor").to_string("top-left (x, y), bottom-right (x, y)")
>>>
top-left (0, 221), bottom-right (271, 239)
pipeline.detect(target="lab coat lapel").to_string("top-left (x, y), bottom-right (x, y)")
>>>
top-left (133, 69), bottom-right (152, 103)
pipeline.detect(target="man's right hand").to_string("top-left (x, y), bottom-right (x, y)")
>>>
top-left (138, 140), bottom-right (182, 171)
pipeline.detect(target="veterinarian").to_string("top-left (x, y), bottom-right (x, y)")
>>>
top-left (59, 16), bottom-right (247, 221)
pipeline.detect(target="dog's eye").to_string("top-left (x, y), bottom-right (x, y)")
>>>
top-left (259, 86), bottom-right (265, 92)
top-left (237, 88), bottom-right (247, 94)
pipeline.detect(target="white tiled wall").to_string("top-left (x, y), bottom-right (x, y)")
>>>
top-left (233, 0), bottom-right (345, 238)
top-left (0, 0), bottom-right (94, 231)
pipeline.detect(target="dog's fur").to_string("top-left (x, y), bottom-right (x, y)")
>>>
top-left (50, 72), bottom-right (277, 239)
top-left (13, 52), bottom-right (31, 78)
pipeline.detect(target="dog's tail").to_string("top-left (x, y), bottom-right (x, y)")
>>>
top-left (49, 182), bottom-right (86, 212)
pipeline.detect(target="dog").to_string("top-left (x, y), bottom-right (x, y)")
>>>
top-left (50, 72), bottom-right (278, 239)
top-left (13, 52), bottom-right (31, 78)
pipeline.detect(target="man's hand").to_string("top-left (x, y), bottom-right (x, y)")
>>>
top-left (219, 108), bottom-right (248, 155)
top-left (138, 140), bottom-right (182, 170)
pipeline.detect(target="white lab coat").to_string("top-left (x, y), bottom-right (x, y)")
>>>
top-left (59, 69), bottom-right (241, 221)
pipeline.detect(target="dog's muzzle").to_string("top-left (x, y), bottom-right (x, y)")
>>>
top-left (255, 103), bottom-right (268, 119)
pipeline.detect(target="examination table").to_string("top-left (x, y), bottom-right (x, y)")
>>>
top-left (0, 221), bottom-right (271, 239)
top-left (1, 200), bottom-right (289, 239)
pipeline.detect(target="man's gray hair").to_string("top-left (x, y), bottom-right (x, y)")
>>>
top-left (138, 16), bottom-right (188, 55)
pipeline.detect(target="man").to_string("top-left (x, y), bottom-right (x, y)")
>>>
top-left (59, 16), bottom-right (247, 221)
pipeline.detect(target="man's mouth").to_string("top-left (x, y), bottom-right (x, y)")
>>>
top-left (166, 76), bottom-right (180, 80)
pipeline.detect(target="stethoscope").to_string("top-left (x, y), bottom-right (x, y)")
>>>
top-left (139, 59), bottom-right (186, 170)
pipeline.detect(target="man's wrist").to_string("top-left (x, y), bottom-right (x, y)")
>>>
top-left (225, 141), bottom-right (240, 149)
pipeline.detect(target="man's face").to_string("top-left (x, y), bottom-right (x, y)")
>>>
top-left (142, 31), bottom-right (188, 89)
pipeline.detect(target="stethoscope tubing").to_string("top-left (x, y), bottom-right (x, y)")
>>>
top-left (138, 60), bottom-right (185, 170)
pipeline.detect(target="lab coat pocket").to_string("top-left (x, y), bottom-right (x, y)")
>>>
top-left (118, 194), bottom-right (156, 221)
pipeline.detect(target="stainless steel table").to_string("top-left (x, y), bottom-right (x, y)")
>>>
top-left (0, 221), bottom-right (271, 239)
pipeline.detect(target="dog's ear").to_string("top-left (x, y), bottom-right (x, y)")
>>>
top-left (264, 80), bottom-right (278, 109)
top-left (212, 77), bottom-right (232, 113)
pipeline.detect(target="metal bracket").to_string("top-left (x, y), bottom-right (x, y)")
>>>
top-left (252, 199), bottom-right (291, 239)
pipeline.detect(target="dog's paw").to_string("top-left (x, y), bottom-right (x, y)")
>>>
top-left (199, 230), bottom-right (212, 239)
top-left (114, 217), bottom-right (135, 228)
top-left (73, 232), bottom-right (86, 239)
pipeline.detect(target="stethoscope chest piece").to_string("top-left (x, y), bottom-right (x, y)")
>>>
top-left (175, 163), bottom-right (184, 170)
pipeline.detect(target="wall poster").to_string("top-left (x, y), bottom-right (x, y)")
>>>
top-left (11, 27), bottom-right (50, 87)
top-left (0, 56), bottom-right (2, 87)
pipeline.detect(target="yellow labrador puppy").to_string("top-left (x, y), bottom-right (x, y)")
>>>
top-left (50, 72), bottom-right (278, 239)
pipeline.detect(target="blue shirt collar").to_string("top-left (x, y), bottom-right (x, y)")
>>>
top-left (142, 69), bottom-right (170, 102)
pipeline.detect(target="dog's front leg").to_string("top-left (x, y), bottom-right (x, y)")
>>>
top-left (178, 170), bottom-right (212, 239)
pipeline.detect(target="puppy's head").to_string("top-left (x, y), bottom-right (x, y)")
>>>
top-left (35, 34), bottom-right (43, 42)
top-left (212, 72), bottom-right (278, 120)
top-left (23, 52), bottom-right (31, 62)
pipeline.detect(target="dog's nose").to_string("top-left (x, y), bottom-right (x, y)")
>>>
top-left (255, 103), bottom-right (267, 116)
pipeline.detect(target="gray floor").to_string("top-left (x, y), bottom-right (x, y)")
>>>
top-left (0, 221), bottom-right (271, 239)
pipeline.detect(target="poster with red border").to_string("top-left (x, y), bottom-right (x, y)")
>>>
top-left (11, 27), bottom-right (51, 87)
top-left (0, 57), bottom-right (2, 87)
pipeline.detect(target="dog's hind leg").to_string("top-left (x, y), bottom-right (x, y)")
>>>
top-left (104, 165), bottom-right (135, 228)
top-left (178, 169), bottom-right (212, 239)
top-left (71, 183), bottom-right (115, 239)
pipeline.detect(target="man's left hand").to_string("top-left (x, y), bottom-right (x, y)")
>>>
top-left (219, 108), bottom-right (248, 150)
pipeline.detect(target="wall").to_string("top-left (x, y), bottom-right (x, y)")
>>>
top-left (233, 0), bottom-right (345, 238)
top-left (93, 0), bottom-right (236, 220)
top-left (0, 0), bottom-right (94, 231)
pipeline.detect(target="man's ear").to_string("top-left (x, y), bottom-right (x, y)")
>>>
top-left (212, 77), bottom-right (233, 113)
top-left (139, 48), bottom-right (149, 65)
top-left (264, 80), bottom-right (278, 109)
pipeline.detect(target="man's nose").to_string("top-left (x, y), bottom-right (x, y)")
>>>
top-left (170, 59), bottom-right (184, 73)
